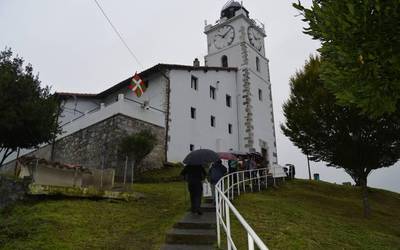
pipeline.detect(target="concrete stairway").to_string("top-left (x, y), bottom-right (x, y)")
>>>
top-left (161, 198), bottom-right (216, 250)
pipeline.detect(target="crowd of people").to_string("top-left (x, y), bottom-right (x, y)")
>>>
top-left (180, 154), bottom-right (270, 215)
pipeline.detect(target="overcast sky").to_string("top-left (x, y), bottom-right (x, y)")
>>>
top-left (1, 0), bottom-right (399, 193)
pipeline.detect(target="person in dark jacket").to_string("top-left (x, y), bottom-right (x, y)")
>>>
top-left (209, 160), bottom-right (227, 199)
top-left (181, 164), bottom-right (207, 215)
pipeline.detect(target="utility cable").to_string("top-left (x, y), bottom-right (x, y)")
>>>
top-left (93, 0), bottom-right (143, 69)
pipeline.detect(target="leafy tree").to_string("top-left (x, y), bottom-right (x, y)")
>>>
top-left (0, 48), bottom-right (60, 167)
top-left (119, 130), bottom-right (157, 182)
top-left (281, 56), bottom-right (400, 217)
top-left (293, 0), bottom-right (400, 117)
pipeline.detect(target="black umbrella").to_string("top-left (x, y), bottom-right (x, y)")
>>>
top-left (183, 149), bottom-right (220, 165)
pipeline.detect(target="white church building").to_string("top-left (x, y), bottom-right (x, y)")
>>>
top-left (3, 1), bottom-right (279, 178)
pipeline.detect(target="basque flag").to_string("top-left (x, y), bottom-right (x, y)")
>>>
top-left (129, 72), bottom-right (147, 97)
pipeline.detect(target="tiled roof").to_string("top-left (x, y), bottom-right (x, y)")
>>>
top-left (56, 92), bottom-right (97, 98)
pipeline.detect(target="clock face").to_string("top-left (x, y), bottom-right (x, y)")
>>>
top-left (248, 26), bottom-right (263, 51)
top-left (214, 25), bottom-right (235, 49)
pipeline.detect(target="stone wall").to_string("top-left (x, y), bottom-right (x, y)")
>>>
top-left (52, 114), bottom-right (165, 182)
top-left (0, 176), bottom-right (30, 210)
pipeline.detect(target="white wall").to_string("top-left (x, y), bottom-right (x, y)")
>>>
top-left (167, 69), bottom-right (239, 162)
top-left (59, 98), bottom-right (99, 126)
top-left (102, 75), bottom-right (166, 114)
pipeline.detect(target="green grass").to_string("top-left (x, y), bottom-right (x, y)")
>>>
top-left (139, 165), bottom-right (183, 183)
top-left (224, 180), bottom-right (400, 250)
top-left (3, 172), bottom-right (399, 250)
top-left (0, 182), bottom-right (188, 250)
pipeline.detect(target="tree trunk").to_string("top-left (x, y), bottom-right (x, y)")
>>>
top-left (360, 177), bottom-right (371, 218)
top-left (306, 154), bottom-right (312, 180)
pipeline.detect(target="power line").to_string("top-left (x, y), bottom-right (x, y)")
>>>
top-left (93, 0), bottom-right (143, 68)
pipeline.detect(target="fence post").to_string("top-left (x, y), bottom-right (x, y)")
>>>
top-left (248, 233), bottom-right (255, 250)
top-left (227, 175), bottom-right (230, 200)
top-left (243, 171), bottom-right (246, 192)
top-left (237, 172), bottom-right (240, 195)
top-left (100, 156), bottom-right (104, 189)
top-left (225, 201), bottom-right (232, 250)
top-left (231, 175), bottom-right (234, 199)
top-left (131, 161), bottom-right (134, 184)
top-left (216, 189), bottom-right (221, 247)
top-left (258, 171), bottom-right (261, 192)
top-left (221, 179), bottom-right (225, 218)
top-left (123, 156), bottom-right (128, 184)
top-left (250, 170), bottom-right (253, 192)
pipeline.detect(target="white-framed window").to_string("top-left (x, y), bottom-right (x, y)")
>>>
top-left (228, 123), bottom-right (232, 134)
top-left (191, 76), bottom-right (198, 90)
top-left (210, 86), bottom-right (216, 100)
top-left (190, 144), bottom-right (194, 151)
top-left (258, 89), bottom-right (263, 101)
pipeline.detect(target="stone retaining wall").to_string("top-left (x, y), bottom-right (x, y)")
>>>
top-left (0, 176), bottom-right (30, 210)
top-left (2, 114), bottom-right (166, 182)
top-left (53, 114), bottom-right (165, 182)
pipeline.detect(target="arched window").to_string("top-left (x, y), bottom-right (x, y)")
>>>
top-left (221, 55), bottom-right (228, 67)
top-left (256, 57), bottom-right (260, 72)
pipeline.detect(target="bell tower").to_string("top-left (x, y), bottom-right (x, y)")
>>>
top-left (204, 1), bottom-right (267, 69)
top-left (204, 1), bottom-right (278, 164)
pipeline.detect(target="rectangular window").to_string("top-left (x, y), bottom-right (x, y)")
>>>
top-left (210, 86), bottom-right (216, 99)
top-left (256, 57), bottom-right (260, 72)
top-left (226, 94), bottom-right (231, 107)
top-left (211, 115), bottom-right (216, 127)
top-left (190, 144), bottom-right (194, 151)
top-left (258, 89), bottom-right (263, 101)
top-left (191, 76), bottom-right (198, 90)
top-left (228, 123), bottom-right (232, 134)
top-left (190, 107), bottom-right (196, 119)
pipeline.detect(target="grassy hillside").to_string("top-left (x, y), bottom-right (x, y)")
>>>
top-left (0, 182), bottom-right (187, 250)
top-left (2, 171), bottom-right (399, 250)
top-left (229, 180), bottom-right (400, 250)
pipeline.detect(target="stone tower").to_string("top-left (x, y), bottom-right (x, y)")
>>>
top-left (204, 1), bottom-right (277, 163)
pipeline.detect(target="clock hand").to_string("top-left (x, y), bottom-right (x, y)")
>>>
top-left (221, 29), bottom-right (230, 38)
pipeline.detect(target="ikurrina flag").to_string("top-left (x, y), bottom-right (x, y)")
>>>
top-left (129, 73), bottom-right (146, 97)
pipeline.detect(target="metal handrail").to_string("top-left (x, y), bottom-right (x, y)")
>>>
top-left (215, 168), bottom-right (270, 250)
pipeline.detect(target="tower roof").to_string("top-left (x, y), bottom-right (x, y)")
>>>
top-left (221, 1), bottom-right (249, 19)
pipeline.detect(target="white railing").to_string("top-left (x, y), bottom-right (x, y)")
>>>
top-left (215, 168), bottom-right (270, 250)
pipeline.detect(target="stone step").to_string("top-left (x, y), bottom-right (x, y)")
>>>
top-left (166, 228), bottom-right (216, 245)
top-left (201, 203), bottom-right (215, 212)
top-left (174, 212), bottom-right (216, 229)
top-left (161, 244), bottom-right (214, 250)
top-left (203, 197), bottom-right (214, 204)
